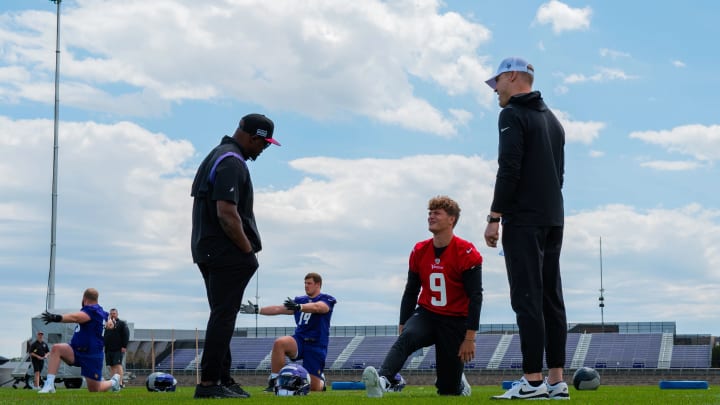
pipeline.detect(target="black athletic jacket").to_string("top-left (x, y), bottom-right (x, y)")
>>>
top-left (491, 91), bottom-right (564, 226)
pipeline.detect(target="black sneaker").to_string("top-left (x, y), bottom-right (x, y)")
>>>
top-left (223, 380), bottom-right (251, 398)
top-left (194, 383), bottom-right (245, 399)
top-left (263, 377), bottom-right (277, 393)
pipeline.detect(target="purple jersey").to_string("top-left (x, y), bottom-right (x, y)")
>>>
top-left (292, 293), bottom-right (336, 347)
top-left (70, 304), bottom-right (108, 354)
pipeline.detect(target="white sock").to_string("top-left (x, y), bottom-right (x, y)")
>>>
top-left (270, 372), bottom-right (278, 379)
top-left (45, 374), bottom-right (55, 386)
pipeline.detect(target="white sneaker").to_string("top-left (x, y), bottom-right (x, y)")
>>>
top-left (491, 376), bottom-right (548, 400)
top-left (545, 378), bottom-right (569, 400)
top-left (362, 366), bottom-right (388, 398)
top-left (461, 373), bottom-right (472, 396)
top-left (111, 374), bottom-right (122, 392)
top-left (38, 384), bottom-right (56, 394)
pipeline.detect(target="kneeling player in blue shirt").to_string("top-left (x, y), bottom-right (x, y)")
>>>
top-left (240, 273), bottom-right (336, 392)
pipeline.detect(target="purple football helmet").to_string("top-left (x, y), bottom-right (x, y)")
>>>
top-left (275, 363), bottom-right (311, 396)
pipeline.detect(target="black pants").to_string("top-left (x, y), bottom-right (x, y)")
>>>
top-left (198, 252), bottom-right (258, 383)
top-left (502, 224), bottom-right (567, 373)
top-left (379, 307), bottom-right (466, 395)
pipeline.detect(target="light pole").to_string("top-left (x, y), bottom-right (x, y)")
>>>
top-left (46, 0), bottom-right (62, 311)
top-left (598, 237), bottom-right (605, 333)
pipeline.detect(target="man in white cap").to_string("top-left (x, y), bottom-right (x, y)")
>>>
top-left (483, 57), bottom-right (568, 400)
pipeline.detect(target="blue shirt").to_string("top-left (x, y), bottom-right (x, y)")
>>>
top-left (70, 304), bottom-right (108, 354)
top-left (292, 293), bottom-right (336, 347)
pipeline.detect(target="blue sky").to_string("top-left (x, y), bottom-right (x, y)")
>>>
top-left (1, 0), bottom-right (719, 358)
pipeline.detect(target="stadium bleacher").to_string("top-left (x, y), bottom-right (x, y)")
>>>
top-left (670, 345), bottom-right (711, 368)
top-left (149, 328), bottom-right (714, 372)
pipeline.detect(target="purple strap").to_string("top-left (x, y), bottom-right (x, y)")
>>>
top-left (208, 152), bottom-right (246, 184)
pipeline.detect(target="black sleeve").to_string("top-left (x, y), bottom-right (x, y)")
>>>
top-left (491, 108), bottom-right (523, 214)
top-left (399, 270), bottom-right (421, 325)
top-left (462, 265), bottom-right (483, 331)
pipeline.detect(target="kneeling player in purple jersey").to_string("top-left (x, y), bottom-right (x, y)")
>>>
top-left (240, 272), bottom-right (336, 392)
top-left (38, 288), bottom-right (121, 394)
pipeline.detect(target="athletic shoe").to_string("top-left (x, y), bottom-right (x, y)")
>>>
top-left (263, 376), bottom-right (277, 393)
top-left (110, 374), bottom-right (122, 392)
top-left (38, 384), bottom-right (56, 394)
top-left (491, 376), bottom-right (549, 400)
top-left (460, 373), bottom-right (472, 396)
top-left (321, 372), bottom-right (327, 391)
top-left (545, 378), bottom-right (569, 400)
top-left (223, 378), bottom-right (251, 398)
top-left (362, 366), bottom-right (388, 398)
top-left (193, 383), bottom-right (245, 399)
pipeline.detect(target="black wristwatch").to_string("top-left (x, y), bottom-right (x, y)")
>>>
top-left (487, 215), bottom-right (501, 223)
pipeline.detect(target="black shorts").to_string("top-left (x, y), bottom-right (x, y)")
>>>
top-left (105, 351), bottom-right (124, 366)
top-left (32, 359), bottom-right (45, 373)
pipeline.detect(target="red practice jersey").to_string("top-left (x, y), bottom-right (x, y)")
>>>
top-left (409, 235), bottom-right (483, 317)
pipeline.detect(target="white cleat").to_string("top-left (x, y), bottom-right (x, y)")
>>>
top-left (545, 378), bottom-right (570, 400)
top-left (38, 384), bottom-right (56, 394)
top-left (110, 374), bottom-right (122, 392)
top-left (362, 366), bottom-right (386, 398)
top-left (491, 376), bottom-right (548, 400)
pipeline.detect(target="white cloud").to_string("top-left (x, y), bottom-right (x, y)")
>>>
top-left (599, 48), bottom-right (630, 59)
top-left (563, 67), bottom-right (636, 84)
top-left (535, 0), bottom-right (592, 34)
top-left (554, 110), bottom-right (606, 144)
top-left (639, 160), bottom-right (702, 171)
top-left (0, 0), bottom-right (494, 136)
top-left (589, 150), bottom-right (604, 158)
top-left (630, 124), bottom-right (720, 162)
top-left (672, 60), bottom-right (686, 68)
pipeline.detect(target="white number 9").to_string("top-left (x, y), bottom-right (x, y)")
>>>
top-left (429, 273), bottom-right (447, 307)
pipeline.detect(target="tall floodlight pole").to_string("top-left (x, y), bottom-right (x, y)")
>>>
top-left (598, 237), bottom-right (605, 333)
top-left (46, 0), bottom-right (62, 311)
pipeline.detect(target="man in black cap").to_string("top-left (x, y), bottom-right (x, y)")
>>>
top-left (190, 113), bottom-right (281, 399)
top-left (29, 331), bottom-right (49, 389)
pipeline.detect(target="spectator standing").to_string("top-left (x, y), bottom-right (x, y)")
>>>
top-left (104, 308), bottom-right (129, 386)
top-left (29, 331), bottom-right (49, 389)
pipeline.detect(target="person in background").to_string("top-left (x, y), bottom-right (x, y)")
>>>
top-left (29, 331), bottom-right (49, 389)
top-left (104, 308), bottom-right (130, 387)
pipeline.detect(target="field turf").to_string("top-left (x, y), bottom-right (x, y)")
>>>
top-left (1, 384), bottom-right (717, 404)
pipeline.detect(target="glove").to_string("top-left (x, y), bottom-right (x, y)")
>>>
top-left (284, 297), bottom-right (301, 312)
top-left (41, 311), bottom-right (62, 324)
top-left (239, 300), bottom-right (259, 314)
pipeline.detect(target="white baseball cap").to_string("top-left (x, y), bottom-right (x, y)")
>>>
top-left (485, 57), bottom-right (534, 90)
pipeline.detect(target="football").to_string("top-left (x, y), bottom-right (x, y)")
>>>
top-left (572, 367), bottom-right (600, 390)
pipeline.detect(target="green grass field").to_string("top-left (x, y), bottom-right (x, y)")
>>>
top-left (1, 385), bottom-right (717, 404)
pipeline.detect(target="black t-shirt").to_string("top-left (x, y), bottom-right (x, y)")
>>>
top-left (190, 136), bottom-right (261, 263)
top-left (30, 340), bottom-right (49, 360)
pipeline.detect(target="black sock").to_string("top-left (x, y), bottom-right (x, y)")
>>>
top-left (528, 380), bottom-right (543, 387)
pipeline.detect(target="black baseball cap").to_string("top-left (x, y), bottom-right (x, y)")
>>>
top-left (239, 113), bottom-right (281, 146)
